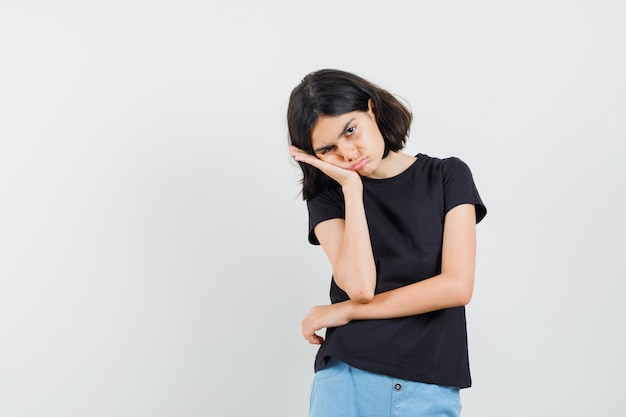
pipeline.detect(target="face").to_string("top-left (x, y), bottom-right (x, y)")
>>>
top-left (310, 101), bottom-right (386, 178)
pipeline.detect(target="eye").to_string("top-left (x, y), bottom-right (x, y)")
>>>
top-left (346, 126), bottom-right (356, 136)
top-left (317, 145), bottom-right (335, 155)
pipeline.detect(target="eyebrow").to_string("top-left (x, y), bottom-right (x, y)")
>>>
top-left (313, 118), bottom-right (356, 153)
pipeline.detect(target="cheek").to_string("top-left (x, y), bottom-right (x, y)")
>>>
top-left (373, 133), bottom-right (386, 152)
top-left (319, 154), bottom-right (343, 166)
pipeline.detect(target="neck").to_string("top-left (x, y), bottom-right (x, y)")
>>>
top-left (367, 151), bottom-right (417, 179)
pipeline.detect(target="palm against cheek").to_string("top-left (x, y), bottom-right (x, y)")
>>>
top-left (316, 158), bottom-right (360, 186)
top-left (289, 146), bottom-right (360, 187)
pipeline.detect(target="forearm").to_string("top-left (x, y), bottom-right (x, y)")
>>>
top-left (343, 203), bottom-right (477, 319)
top-left (333, 182), bottom-right (377, 302)
top-left (301, 272), bottom-right (473, 345)
top-left (346, 271), bottom-right (473, 320)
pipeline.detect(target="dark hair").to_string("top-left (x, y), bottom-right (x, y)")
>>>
top-left (287, 69), bottom-right (412, 200)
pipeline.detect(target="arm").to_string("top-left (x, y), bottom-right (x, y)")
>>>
top-left (301, 203), bottom-right (476, 343)
top-left (348, 203), bottom-right (476, 319)
top-left (314, 180), bottom-right (377, 303)
top-left (289, 146), bottom-right (376, 303)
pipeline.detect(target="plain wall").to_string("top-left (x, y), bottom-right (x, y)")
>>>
top-left (1, 1), bottom-right (624, 416)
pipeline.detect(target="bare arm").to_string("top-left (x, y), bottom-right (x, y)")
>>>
top-left (314, 181), bottom-right (377, 303)
top-left (301, 203), bottom-right (477, 343)
top-left (347, 203), bottom-right (476, 319)
top-left (289, 146), bottom-right (376, 302)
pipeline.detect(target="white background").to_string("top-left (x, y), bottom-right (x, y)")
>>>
top-left (1, 1), bottom-right (624, 416)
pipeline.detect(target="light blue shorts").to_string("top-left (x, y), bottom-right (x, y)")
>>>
top-left (310, 358), bottom-right (461, 417)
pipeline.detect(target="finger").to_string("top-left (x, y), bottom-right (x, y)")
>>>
top-left (288, 145), bottom-right (310, 158)
top-left (291, 150), bottom-right (320, 166)
top-left (302, 320), bottom-right (323, 344)
top-left (306, 333), bottom-right (324, 345)
top-left (289, 150), bottom-right (325, 170)
top-left (293, 152), bottom-right (338, 174)
top-left (288, 145), bottom-right (304, 152)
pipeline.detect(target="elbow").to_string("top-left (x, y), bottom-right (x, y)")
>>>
top-left (457, 286), bottom-right (473, 306)
top-left (445, 272), bottom-right (474, 306)
top-left (348, 288), bottom-right (375, 304)
top-left (454, 279), bottom-right (474, 306)
top-left (334, 269), bottom-right (376, 303)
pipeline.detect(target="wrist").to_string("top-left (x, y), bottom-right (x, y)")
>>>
top-left (341, 177), bottom-right (363, 194)
top-left (344, 299), bottom-right (359, 321)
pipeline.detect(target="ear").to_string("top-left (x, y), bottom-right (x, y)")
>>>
top-left (367, 98), bottom-right (376, 119)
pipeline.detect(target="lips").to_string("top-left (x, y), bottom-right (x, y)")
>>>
top-left (351, 157), bottom-right (368, 171)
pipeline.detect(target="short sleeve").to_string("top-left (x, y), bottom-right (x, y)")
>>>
top-left (306, 187), bottom-right (345, 245)
top-left (441, 157), bottom-right (487, 223)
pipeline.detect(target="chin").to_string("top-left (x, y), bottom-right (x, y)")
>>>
top-left (359, 167), bottom-right (377, 177)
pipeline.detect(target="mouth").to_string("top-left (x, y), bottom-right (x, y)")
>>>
top-left (351, 157), bottom-right (368, 171)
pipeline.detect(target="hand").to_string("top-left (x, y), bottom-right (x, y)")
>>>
top-left (301, 302), bottom-right (352, 345)
top-left (288, 146), bottom-right (361, 189)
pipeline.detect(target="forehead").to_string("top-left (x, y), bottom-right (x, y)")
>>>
top-left (311, 111), bottom-right (360, 146)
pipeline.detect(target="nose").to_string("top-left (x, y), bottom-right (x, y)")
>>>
top-left (337, 139), bottom-right (358, 162)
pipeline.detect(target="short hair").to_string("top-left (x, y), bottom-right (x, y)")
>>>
top-left (287, 69), bottom-right (412, 200)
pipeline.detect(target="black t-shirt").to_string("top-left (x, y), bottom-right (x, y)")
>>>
top-left (306, 154), bottom-right (487, 388)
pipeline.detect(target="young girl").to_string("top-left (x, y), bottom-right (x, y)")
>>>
top-left (287, 69), bottom-right (487, 417)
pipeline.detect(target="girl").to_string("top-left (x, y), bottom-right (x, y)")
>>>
top-left (287, 69), bottom-right (486, 417)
